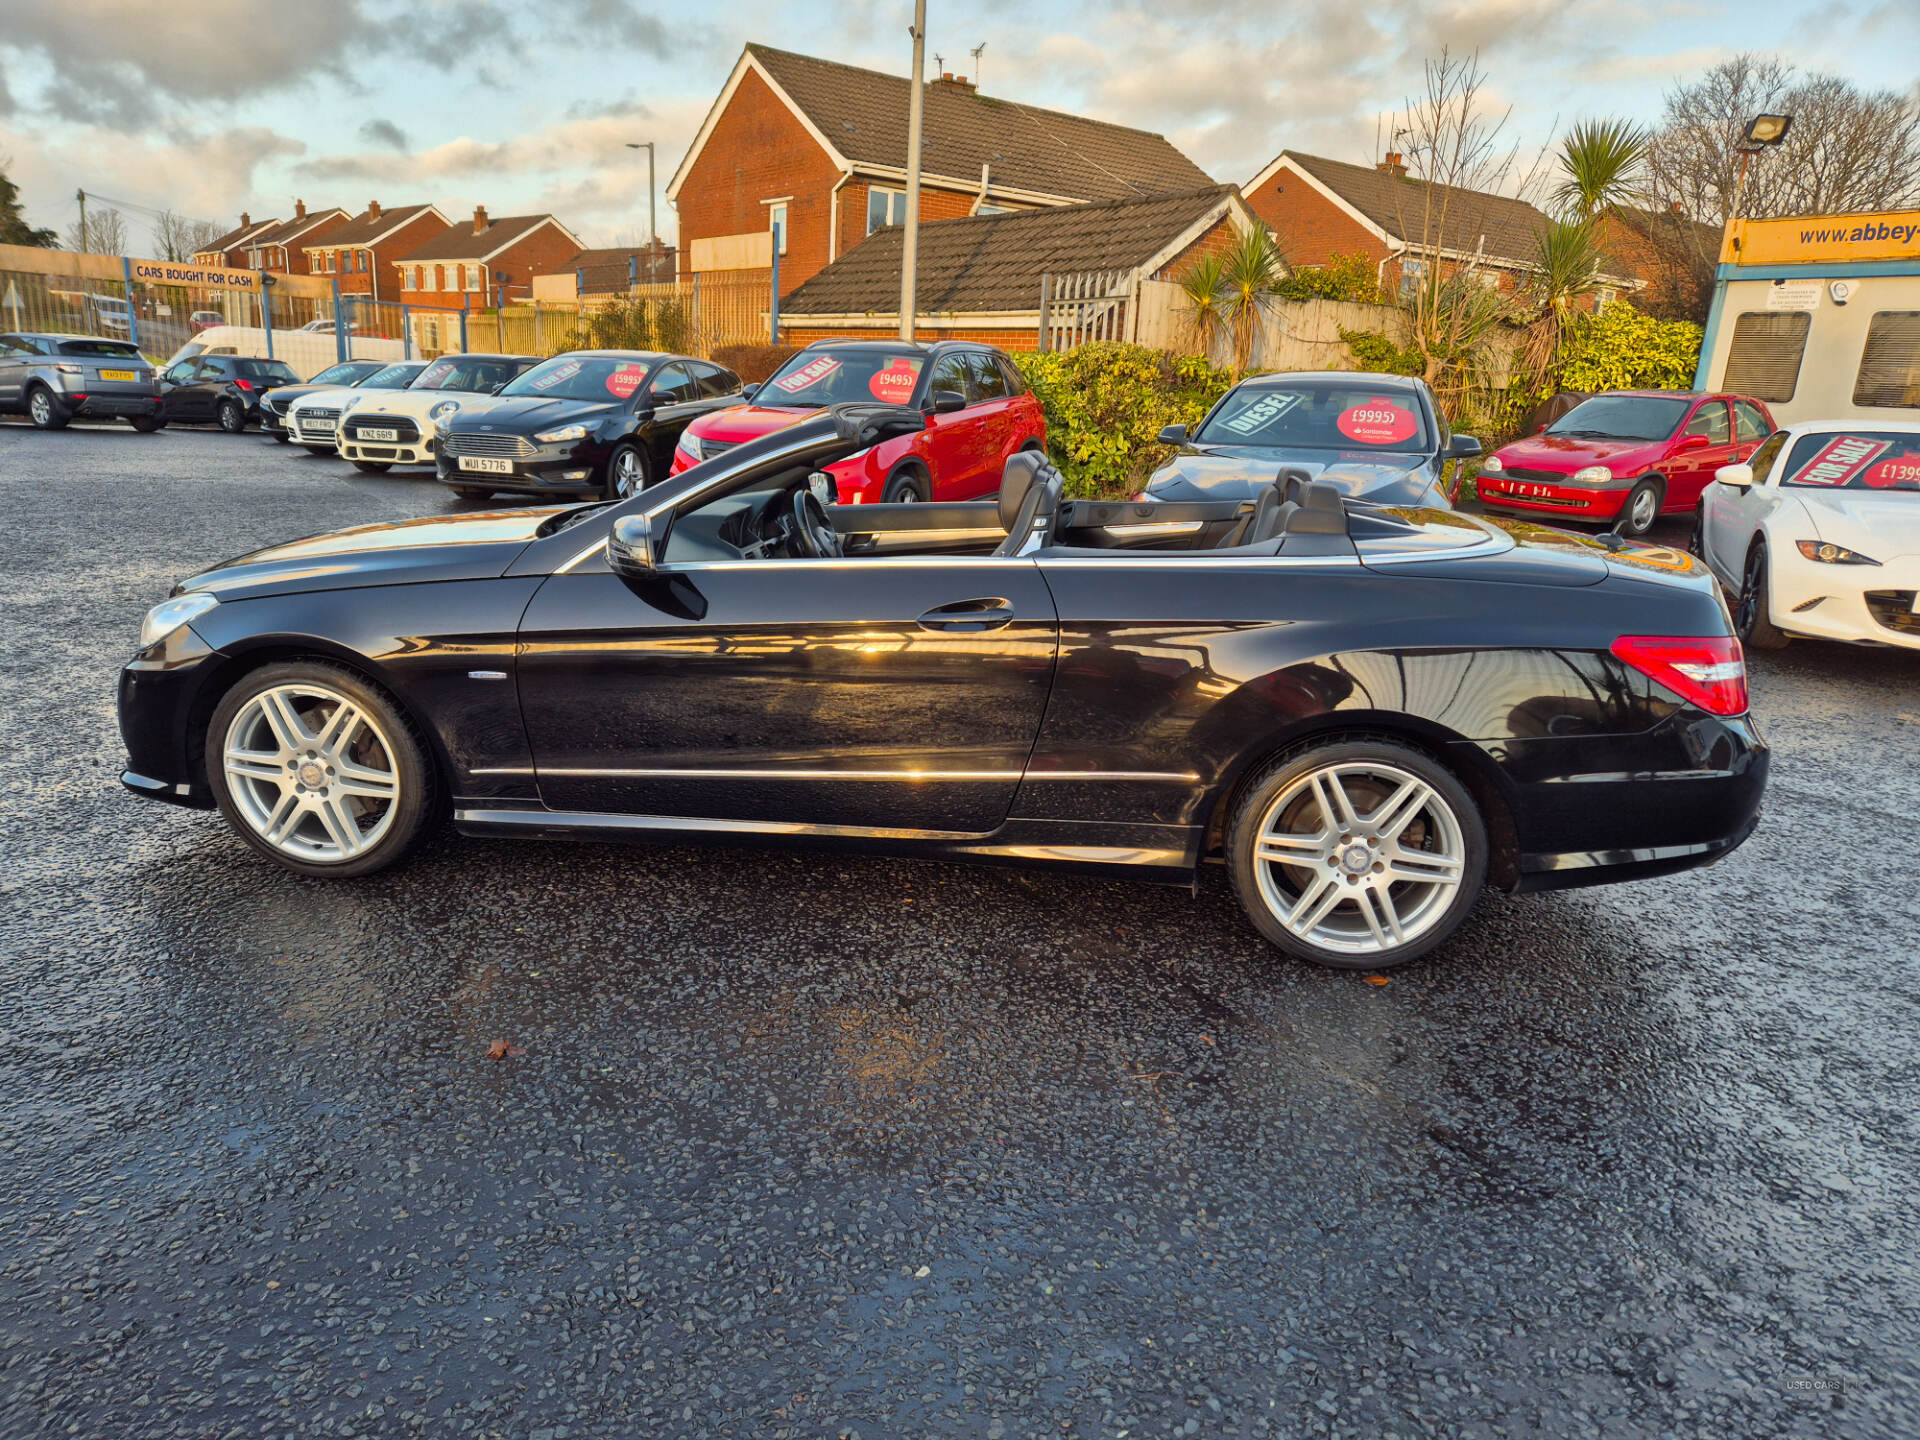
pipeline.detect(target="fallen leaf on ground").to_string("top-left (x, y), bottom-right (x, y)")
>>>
top-left (1363, 975), bottom-right (1391, 986)
top-left (487, 1040), bottom-right (526, 1059)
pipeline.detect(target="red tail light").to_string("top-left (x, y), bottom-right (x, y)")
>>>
top-left (1611, 635), bottom-right (1749, 716)
top-left (234, 379), bottom-right (256, 392)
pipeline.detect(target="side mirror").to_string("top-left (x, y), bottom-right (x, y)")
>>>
top-left (808, 470), bottom-right (840, 506)
top-left (741, 383), bottom-right (760, 401)
top-left (1446, 434), bottom-right (1483, 459)
top-left (1157, 423), bottom-right (1188, 445)
top-left (928, 389), bottom-right (966, 415)
top-left (1714, 463), bottom-right (1754, 489)
top-left (1676, 433), bottom-right (1712, 453)
top-left (606, 513), bottom-right (656, 580)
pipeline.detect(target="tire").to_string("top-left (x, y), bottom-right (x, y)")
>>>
top-left (352, 460), bottom-right (392, 474)
top-left (1615, 478), bottom-right (1663, 537)
top-left (1688, 504), bottom-right (1707, 560)
top-left (217, 399), bottom-right (246, 434)
top-left (1227, 738), bottom-right (1487, 970)
top-left (206, 661), bottom-right (440, 878)
top-left (27, 386), bottom-right (68, 431)
top-left (882, 466), bottom-right (928, 504)
top-left (603, 442), bottom-right (650, 501)
top-left (272, 431), bottom-right (292, 444)
top-left (1736, 542), bottom-right (1790, 650)
top-left (128, 415), bottom-right (166, 434)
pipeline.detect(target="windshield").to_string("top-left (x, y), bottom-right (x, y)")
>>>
top-left (58, 339), bottom-right (142, 358)
top-left (311, 361), bottom-right (381, 386)
top-left (410, 356), bottom-right (526, 393)
top-left (1194, 381), bottom-right (1433, 453)
top-left (761, 350), bottom-right (925, 407)
top-left (1783, 431), bottom-right (1920, 492)
top-left (501, 355), bottom-right (653, 402)
top-left (1545, 395), bottom-right (1689, 442)
top-left (237, 359), bottom-right (299, 383)
top-left (364, 363), bottom-right (420, 388)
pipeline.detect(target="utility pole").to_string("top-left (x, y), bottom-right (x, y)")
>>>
top-left (76, 189), bottom-right (88, 252)
top-left (899, 0), bottom-right (927, 342)
top-left (626, 142), bottom-right (657, 265)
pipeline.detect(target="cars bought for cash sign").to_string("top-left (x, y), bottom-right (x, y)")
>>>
top-left (128, 260), bottom-right (261, 291)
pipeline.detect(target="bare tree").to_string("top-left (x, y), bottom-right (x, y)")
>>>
top-left (64, 207), bottom-right (127, 255)
top-left (1642, 55), bottom-right (1920, 306)
top-left (152, 210), bottom-right (227, 261)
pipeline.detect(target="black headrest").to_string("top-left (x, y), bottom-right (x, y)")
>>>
top-left (1303, 480), bottom-right (1345, 512)
top-left (1276, 466), bottom-right (1314, 506)
top-left (998, 451), bottom-right (1049, 530)
top-left (1286, 483), bottom-right (1349, 535)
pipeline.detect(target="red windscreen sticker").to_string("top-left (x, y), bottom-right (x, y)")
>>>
top-left (773, 356), bottom-right (840, 393)
top-left (1861, 455), bottom-right (1920, 489)
top-left (1790, 435), bottom-right (1894, 486)
top-left (868, 357), bottom-right (922, 403)
top-left (1336, 399), bottom-right (1419, 445)
top-left (605, 364), bottom-right (644, 399)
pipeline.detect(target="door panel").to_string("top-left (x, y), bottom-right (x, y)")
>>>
top-left (922, 354), bottom-right (991, 498)
top-left (1670, 400), bottom-right (1735, 510)
top-left (516, 557), bottom-right (1060, 831)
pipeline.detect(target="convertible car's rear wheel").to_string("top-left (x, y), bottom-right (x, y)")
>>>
top-left (1229, 740), bottom-right (1486, 970)
top-left (206, 662), bottom-right (438, 877)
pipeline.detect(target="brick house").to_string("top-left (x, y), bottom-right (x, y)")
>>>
top-left (1243, 150), bottom-right (1637, 299)
top-left (393, 208), bottom-right (586, 310)
top-left (237, 201), bottom-right (351, 274)
top-left (1595, 204), bottom-right (1723, 321)
top-left (301, 203), bottom-right (450, 304)
top-left (667, 43), bottom-right (1215, 296)
top-left (779, 184), bottom-right (1259, 349)
top-left (193, 214), bottom-right (280, 268)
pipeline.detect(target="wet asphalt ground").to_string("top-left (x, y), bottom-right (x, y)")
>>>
top-left (3, 419), bottom-right (1918, 1440)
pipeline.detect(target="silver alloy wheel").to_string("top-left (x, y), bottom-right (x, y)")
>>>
top-left (222, 682), bottom-right (400, 863)
top-left (219, 401), bottom-right (244, 433)
top-left (612, 448), bottom-right (643, 498)
top-left (1251, 760), bottom-right (1467, 957)
top-left (1626, 485), bottom-right (1658, 533)
top-left (30, 390), bottom-right (53, 425)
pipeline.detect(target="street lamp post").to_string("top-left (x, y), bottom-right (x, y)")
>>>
top-left (899, 0), bottom-right (927, 342)
top-left (626, 141), bottom-right (657, 278)
top-left (1730, 113), bottom-right (1794, 221)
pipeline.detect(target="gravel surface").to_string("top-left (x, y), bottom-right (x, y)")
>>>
top-left (3, 419), bottom-right (1917, 1439)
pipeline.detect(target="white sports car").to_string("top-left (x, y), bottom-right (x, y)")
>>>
top-left (282, 362), bottom-right (430, 453)
top-left (334, 352), bottom-right (538, 473)
top-left (1696, 419), bottom-right (1920, 650)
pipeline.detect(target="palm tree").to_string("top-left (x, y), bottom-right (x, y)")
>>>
top-left (1552, 118), bottom-right (1649, 221)
top-left (1218, 226), bottom-right (1288, 375)
top-left (1176, 250), bottom-right (1230, 362)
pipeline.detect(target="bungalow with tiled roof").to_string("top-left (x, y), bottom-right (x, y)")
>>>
top-left (668, 43), bottom-right (1217, 295)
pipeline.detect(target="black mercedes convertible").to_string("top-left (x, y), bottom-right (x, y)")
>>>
top-left (118, 403), bottom-right (1766, 969)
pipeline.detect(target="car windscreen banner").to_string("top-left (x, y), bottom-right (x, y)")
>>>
top-left (605, 364), bottom-right (645, 399)
top-left (1337, 399), bottom-right (1420, 445)
top-left (773, 357), bottom-right (840, 394)
top-left (867, 358), bottom-right (921, 404)
top-left (529, 359), bottom-right (583, 392)
top-left (1787, 435), bottom-right (1894, 488)
top-left (1218, 391), bottom-right (1303, 436)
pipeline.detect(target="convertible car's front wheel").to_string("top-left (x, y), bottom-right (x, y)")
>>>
top-left (206, 662), bottom-right (439, 877)
top-left (1229, 740), bottom-right (1486, 970)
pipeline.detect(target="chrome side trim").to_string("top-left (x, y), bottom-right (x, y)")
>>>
top-left (555, 538), bottom-right (604, 574)
top-left (467, 766), bottom-right (1200, 782)
top-left (1098, 521), bottom-right (1205, 537)
top-left (455, 807), bottom-right (987, 843)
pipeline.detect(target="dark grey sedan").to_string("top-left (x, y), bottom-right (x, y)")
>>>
top-left (0, 331), bottom-right (165, 431)
top-left (1146, 371), bottom-right (1480, 507)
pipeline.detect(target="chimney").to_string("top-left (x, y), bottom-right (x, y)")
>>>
top-left (368, 200), bottom-right (382, 220)
top-left (931, 72), bottom-right (976, 92)
top-left (294, 199), bottom-right (306, 219)
top-left (1377, 151), bottom-right (1408, 178)
top-left (240, 211), bottom-right (251, 228)
top-left (473, 205), bottom-right (489, 234)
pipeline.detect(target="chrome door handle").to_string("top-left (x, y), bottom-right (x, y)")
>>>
top-left (918, 597), bottom-right (1015, 632)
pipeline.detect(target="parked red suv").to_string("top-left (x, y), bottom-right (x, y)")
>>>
top-left (668, 339), bottom-right (1046, 502)
top-left (1477, 390), bottom-right (1775, 535)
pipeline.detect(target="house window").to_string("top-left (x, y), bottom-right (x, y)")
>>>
top-left (1475, 269), bottom-right (1500, 289)
top-left (769, 203), bottom-right (788, 256)
top-left (464, 264), bottom-right (481, 292)
top-left (975, 203), bottom-right (1014, 217)
top-left (1852, 312), bottom-right (1920, 409)
top-left (1722, 311), bottom-right (1811, 404)
top-left (1595, 286), bottom-right (1617, 309)
top-left (1398, 259), bottom-right (1427, 299)
top-left (866, 186), bottom-right (908, 234)
top-left (401, 266), bottom-right (415, 291)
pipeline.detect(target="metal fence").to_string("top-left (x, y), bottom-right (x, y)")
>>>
top-left (469, 271), bottom-right (772, 359)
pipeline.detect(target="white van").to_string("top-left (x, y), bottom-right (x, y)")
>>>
top-left (162, 325), bottom-right (407, 382)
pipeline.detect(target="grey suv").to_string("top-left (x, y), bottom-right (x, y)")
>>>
top-left (0, 332), bottom-right (165, 431)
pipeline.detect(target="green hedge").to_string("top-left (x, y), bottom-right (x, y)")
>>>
top-left (1013, 343), bottom-right (1236, 498)
top-left (1555, 303), bottom-right (1703, 393)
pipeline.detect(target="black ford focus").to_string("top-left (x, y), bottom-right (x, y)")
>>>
top-left (435, 350), bottom-right (742, 502)
top-left (119, 404), bottom-right (1766, 969)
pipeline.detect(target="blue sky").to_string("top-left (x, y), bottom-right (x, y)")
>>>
top-left (2, 0), bottom-right (1916, 250)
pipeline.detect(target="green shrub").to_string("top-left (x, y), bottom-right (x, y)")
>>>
top-left (1555, 302), bottom-right (1702, 393)
top-left (1277, 251), bottom-right (1385, 305)
top-left (1339, 327), bottom-right (1424, 375)
top-left (1013, 343), bottom-right (1235, 499)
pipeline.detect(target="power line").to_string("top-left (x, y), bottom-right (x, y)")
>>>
top-left (76, 188), bottom-right (223, 230)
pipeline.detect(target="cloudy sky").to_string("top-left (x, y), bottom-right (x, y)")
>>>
top-left (2, 0), bottom-right (1916, 250)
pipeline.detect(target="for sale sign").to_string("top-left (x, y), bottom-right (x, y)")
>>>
top-left (605, 364), bottom-right (644, 399)
top-left (867, 357), bottom-right (921, 403)
top-left (1789, 435), bottom-right (1893, 487)
top-left (773, 356), bottom-right (840, 394)
top-left (1336, 399), bottom-right (1419, 445)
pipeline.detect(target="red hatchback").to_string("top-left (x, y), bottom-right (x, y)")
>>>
top-left (1478, 390), bottom-right (1775, 536)
top-left (668, 339), bottom-right (1046, 502)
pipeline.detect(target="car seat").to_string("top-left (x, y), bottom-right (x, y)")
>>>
top-left (993, 451), bottom-right (1064, 556)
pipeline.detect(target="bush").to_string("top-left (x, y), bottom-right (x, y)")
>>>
top-left (1277, 251), bottom-right (1385, 305)
top-left (1555, 303), bottom-right (1703, 393)
top-left (1013, 342), bottom-right (1235, 499)
top-left (712, 343), bottom-right (799, 383)
top-left (1339, 327), bottom-right (1424, 376)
